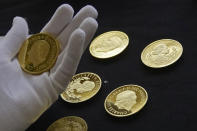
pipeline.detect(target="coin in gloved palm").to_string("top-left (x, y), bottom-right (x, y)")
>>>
top-left (18, 33), bottom-right (60, 75)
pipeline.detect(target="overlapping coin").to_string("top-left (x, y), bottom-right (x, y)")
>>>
top-left (18, 33), bottom-right (60, 75)
top-left (47, 116), bottom-right (88, 131)
top-left (89, 31), bottom-right (129, 59)
top-left (141, 39), bottom-right (183, 68)
top-left (61, 72), bottom-right (102, 103)
top-left (104, 84), bottom-right (148, 117)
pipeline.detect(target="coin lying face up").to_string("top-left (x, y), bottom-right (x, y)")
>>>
top-left (61, 72), bottom-right (102, 103)
top-left (104, 84), bottom-right (148, 117)
top-left (47, 116), bottom-right (88, 131)
top-left (89, 31), bottom-right (129, 59)
top-left (141, 39), bottom-right (183, 68)
top-left (18, 33), bottom-right (60, 75)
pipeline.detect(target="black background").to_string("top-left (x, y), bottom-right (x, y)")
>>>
top-left (0, 0), bottom-right (197, 131)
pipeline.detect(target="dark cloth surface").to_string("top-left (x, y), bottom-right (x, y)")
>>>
top-left (0, 0), bottom-right (197, 130)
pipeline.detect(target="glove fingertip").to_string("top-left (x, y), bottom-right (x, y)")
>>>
top-left (80, 17), bottom-right (98, 30)
top-left (79, 17), bottom-right (98, 50)
top-left (81, 5), bottom-right (98, 19)
top-left (71, 28), bottom-right (86, 41)
top-left (58, 4), bottom-right (74, 16)
top-left (12, 16), bottom-right (28, 38)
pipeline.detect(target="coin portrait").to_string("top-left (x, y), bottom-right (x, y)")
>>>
top-left (27, 40), bottom-right (50, 67)
top-left (65, 76), bottom-right (95, 99)
top-left (61, 72), bottom-right (102, 103)
top-left (89, 31), bottom-right (129, 59)
top-left (104, 85), bottom-right (148, 117)
top-left (47, 116), bottom-right (87, 131)
top-left (141, 39), bottom-right (183, 68)
top-left (147, 43), bottom-right (177, 64)
top-left (18, 33), bottom-right (60, 75)
top-left (93, 35), bottom-right (123, 52)
top-left (114, 90), bottom-right (137, 111)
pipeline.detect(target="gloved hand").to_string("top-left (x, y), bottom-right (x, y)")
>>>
top-left (0, 4), bottom-right (98, 131)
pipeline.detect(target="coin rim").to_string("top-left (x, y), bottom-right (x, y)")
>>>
top-left (141, 39), bottom-right (183, 68)
top-left (46, 116), bottom-right (88, 131)
top-left (60, 72), bottom-right (102, 103)
top-left (89, 31), bottom-right (129, 59)
top-left (104, 84), bottom-right (148, 117)
top-left (18, 32), bottom-right (60, 75)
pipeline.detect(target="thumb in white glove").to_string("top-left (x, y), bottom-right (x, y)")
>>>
top-left (0, 4), bottom-right (98, 131)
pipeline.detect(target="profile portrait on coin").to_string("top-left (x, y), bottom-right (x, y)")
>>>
top-left (114, 90), bottom-right (137, 111)
top-left (94, 35), bottom-right (123, 53)
top-left (148, 43), bottom-right (177, 64)
top-left (66, 77), bottom-right (95, 98)
top-left (27, 40), bottom-right (50, 67)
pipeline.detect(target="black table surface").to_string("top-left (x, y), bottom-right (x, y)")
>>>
top-left (0, 0), bottom-right (197, 130)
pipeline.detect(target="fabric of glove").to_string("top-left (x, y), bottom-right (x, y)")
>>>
top-left (0, 4), bottom-right (98, 131)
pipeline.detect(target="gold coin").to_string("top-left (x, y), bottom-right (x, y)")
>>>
top-left (18, 33), bottom-right (60, 75)
top-left (61, 72), bottom-right (102, 103)
top-left (89, 31), bottom-right (129, 59)
top-left (141, 39), bottom-right (183, 68)
top-left (104, 84), bottom-right (148, 117)
top-left (46, 116), bottom-right (88, 131)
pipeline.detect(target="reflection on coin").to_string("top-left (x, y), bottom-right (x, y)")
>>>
top-left (89, 31), bottom-right (129, 59)
top-left (141, 39), bottom-right (183, 68)
top-left (61, 72), bottom-right (102, 103)
top-left (18, 33), bottom-right (60, 75)
top-left (104, 84), bottom-right (148, 117)
top-left (47, 116), bottom-right (88, 131)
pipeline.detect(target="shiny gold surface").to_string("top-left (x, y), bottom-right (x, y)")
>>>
top-left (89, 31), bottom-right (129, 59)
top-left (61, 72), bottom-right (102, 103)
top-left (47, 116), bottom-right (88, 131)
top-left (104, 84), bottom-right (148, 117)
top-left (18, 33), bottom-right (60, 75)
top-left (141, 39), bottom-right (183, 68)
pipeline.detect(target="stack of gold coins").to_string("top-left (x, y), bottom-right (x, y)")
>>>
top-left (18, 33), bottom-right (60, 75)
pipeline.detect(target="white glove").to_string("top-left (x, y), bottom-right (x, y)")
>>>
top-left (0, 4), bottom-right (98, 131)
